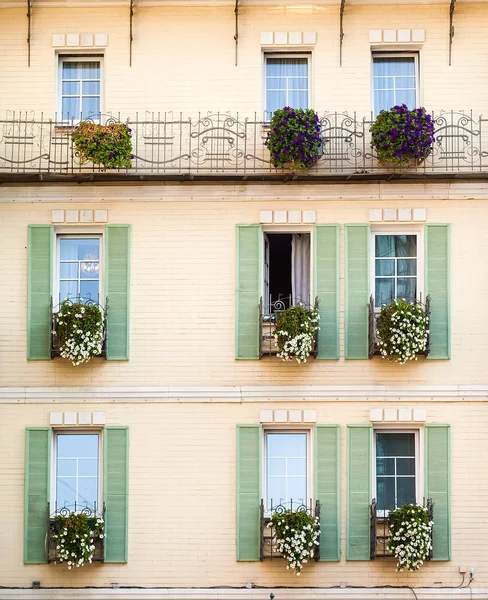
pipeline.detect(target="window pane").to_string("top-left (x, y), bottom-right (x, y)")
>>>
top-left (266, 433), bottom-right (307, 510)
top-left (397, 259), bottom-right (417, 276)
top-left (266, 77), bottom-right (286, 90)
top-left (395, 235), bottom-right (417, 257)
top-left (287, 478), bottom-right (307, 505)
top-left (60, 238), bottom-right (100, 261)
top-left (396, 90), bottom-right (416, 109)
top-left (395, 77), bottom-right (417, 89)
top-left (62, 81), bottom-right (80, 95)
top-left (268, 478), bottom-right (286, 508)
top-left (80, 61), bottom-right (100, 79)
top-left (58, 434), bottom-right (99, 457)
top-left (78, 459), bottom-right (99, 477)
top-left (78, 477), bottom-right (98, 509)
top-left (62, 97), bottom-right (80, 121)
top-left (62, 62), bottom-right (82, 79)
top-left (56, 479), bottom-right (77, 508)
top-left (374, 90), bottom-right (394, 114)
top-left (397, 277), bottom-right (417, 302)
top-left (397, 477), bottom-right (416, 506)
top-left (266, 91), bottom-right (286, 116)
top-left (60, 280), bottom-right (78, 301)
top-left (267, 433), bottom-right (306, 457)
top-left (375, 278), bottom-right (394, 306)
top-left (287, 458), bottom-right (307, 477)
top-left (267, 458), bottom-right (286, 477)
top-left (82, 81), bottom-right (100, 95)
top-left (288, 77), bottom-right (308, 89)
top-left (376, 433), bottom-right (415, 457)
top-left (80, 262), bottom-right (100, 279)
top-left (81, 97), bottom-right (101, 119)
top-left (397, 458), bottom-right (416, 476)
top-left (377, 477), bottom-right (395, 511)
top-left (375, 235), bottom-right (396, 258)
top-left (57, 458), bottom-right (76, 477)
top-left (375, 259), bottom-right (395, 276)
top-left (373, 57), bottom-right (415, 77)
top-left (60, 262), bottom-right (79, 279)
top-left (80, 280), bottom-right (99, 302)
top-left (376, 457), bottom-right (395, 475)
top-left (56, 434), bottom-right (99, 511)
top-left (288, 90), bottom-right (308, 109)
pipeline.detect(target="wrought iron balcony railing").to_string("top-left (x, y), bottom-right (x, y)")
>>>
top-left (47, 502), bottom-right (105, 563)
top-left (260, 498), bottom-right (321, 561)
top-left (259, 295), bottom-right (319, 357)
top-left (370, 498), bottom-right (434, 560)
top-left (50, 297), bottom-right (108, 359)
top-left (368, 295), bottom-right (431, 359)
top-left (2, 111), bottom-right (488, 180)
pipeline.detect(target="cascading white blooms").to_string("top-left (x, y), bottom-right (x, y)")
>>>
top-left (275, 307), bottom-right (320, 364)
top-left (377, 299), bottom-right (429, 365)
top-left (53, 515), bottom-right (105, 569)
top-left (387, 504), bottom-right (433, 572)
top-left (269, 511), bottom-right (320, 575)
top-left (55, 301), bottom-right (104, 366)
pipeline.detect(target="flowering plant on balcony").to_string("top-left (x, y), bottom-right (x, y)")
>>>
top-left (72, 121), bottom-right (133, 169)
top-left (274, 304), bottom-right (319, 364)
top-left (269, 510), bottom-right (320, 575)
top-left (387, 504), bottom-right (433, 572)
top-left (55, 300), bottom-right (104, 366)
top-left (265, 107), bottom-right (322, 171)
top-left (370, 105), bottom-right (435, 166)
top-left (377, 298), bottom-right (429, 364)
top-left (53, 512), bottom-right (104, 569)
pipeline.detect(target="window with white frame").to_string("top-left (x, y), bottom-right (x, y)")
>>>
top-left (59, 56), bottom-right (102, 121)
top-left (372, 54), bottom-right (418, 115)
top-left (56, 235), bottom-right (101, 304)
top-left (265, 54), bottom-right (310, 117)
top-left (265, 431), bottom-right (308, 511)
top-left (54, 432), bottom-right (101, 512)
top-left (373, 233), bottom-right (418, 308)
top-left (375, 431), bottom-right (418, 513)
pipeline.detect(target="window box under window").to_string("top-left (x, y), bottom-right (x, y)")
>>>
top-left (368, 295), bottom-right (430, 358)
top-left (369, 498), bottom-right (433, 559)
top-left (260, 499), bottom-right (321, 560)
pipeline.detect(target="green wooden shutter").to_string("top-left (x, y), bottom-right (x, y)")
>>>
top-left (236, 225), bottom-right (261, 360)
top-left (425, 224), bottom-right (450, 359)
top-left (345, 225), bottom-right (370, 359)
top-left (346, 425), bottom-right (372, 560)
top-left (314, 225), bottom-right (340, 359)
top-left (105, 225), bottom-right (130, 360)
top-left (425, 425), bottom-right (451, 560)
top-left (27, 225), bottom-right (53, 360)
top-left (24, 427), bottom-right (51, 564)
top-left (104, 426), bottom-right (129, 563)
top-left (236, 425), bottom-right (261, 561)
top-left (315, 425), bottom-right (340, 561)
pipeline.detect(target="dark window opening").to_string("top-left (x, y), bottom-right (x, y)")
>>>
top-left (268, 233), bottom-right (292, 305)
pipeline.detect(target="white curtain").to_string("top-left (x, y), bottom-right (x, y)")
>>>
top-left (291, 234), bottom-right (310, 304)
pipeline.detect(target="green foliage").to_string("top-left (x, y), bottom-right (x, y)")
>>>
top-left (265, 107), bottom-right (322, 171)
top-left (275, 304), bottom-right (320, 363)
top-left (53, 512), bottom-right (104, 569)
top-left (72, 122), bottom-right (133, 169)
top-left (387, 504), bottom-right (433, 571)
top-left (55, 300), bottom-right (104, 366)
top-left (270, 509), bottom-right (320, 575)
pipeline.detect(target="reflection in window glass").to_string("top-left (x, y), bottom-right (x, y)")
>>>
top-left (266, 432), bottom-right (307, 510)
top-left (59, 237), bottom-right (100, 304)
top-left (374, 235), bottom-right (417, 307)
top-left (376, 432), bottom-right (416, 511)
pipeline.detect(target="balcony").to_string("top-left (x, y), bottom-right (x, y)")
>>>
top-left (368, 295), bottom-right (431, 359)
top-left (260, 499), bottom-right (321, 560)
top-left (369, 499), bottom-right (434, 559)
top-left (2, 111), bottom-right (488, 182)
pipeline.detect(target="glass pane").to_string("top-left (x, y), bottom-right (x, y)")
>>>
top-left (78, 477), bottom-right (98, 509)
top-left (58, 434), bottom-right (99, 457)
top-left (397, 258), bottom-right (417, 276)
top-left (57, 458), bottom-right (76, 477)
top-left (60, 262), bottom-right (79, 279)
top-left (288, 77), bottom-right (308, 89)
top-left (56, 479), bottom-right (76, 509)
top-left (287, 478), bottom-right (307, 506)
top-left (395, 235), bottom-right (417, 257)
top-left (396, 90), bottom-right (416, 109)
top-left (80, 261), bottom-right (100, 279)
top-left (375, 259), bottom-right (395, 276)
top-left (267, 458), bottom-right (286, 477)
top-left (376, 433), bottom-right (415, 457)
top-left (266, 91), bottom-right (286, 116)
top-left (62, 81), bottom-right (80, 95)
top-left (395, 77), bottom-right (416, 89)
top-left (78, 459), bottom-right (99, 477)
top-left (266, 57), bottom-right (307, 77)
top-left (376, 457), bottom-right (395, 475)
top-left (60, 238), bottom-right (100, 261)
top-left (267, 433), bottom-right (306, 457)
top-left (373, 57), bottom-right (415, 77)
top-left (62, 62), bottom-right (82, 80)
top-left (82, 81), bottom-right (100, 95)
top-left (60, 280), bottom-right (78, 301)
top-left (397, 277), bottom-right (417, 302)
top-left (373, 76), bottom-right (394, 89)
top-left (397, 458), bottom-right (416, 476)
top-left (80, 280), bottom-right (99, 302)
top-left (377, 477), bottom-right (395, 511)
top-left (375, 278), bottom-right (394, 306)
top-left (374, 90), bottom-right (394, 114)
top-left (375, 235), bottom-right (396, 258)
top-left (287, 458), bottom-right (307, 477)
top-left (62, 97), bottom-right (80, 121)
top-left (81, 96), bottom-right (101, 119)
top-left (288, 90), bottom-right (308, 109)
top-left (266, 77), bottom-right (286, 90)
top-left (397, 477), bottom-right (416, 507)
top-left (80, 61), bottom-right (100, 79)
top-left (267, 478), bottom-right (286, 508)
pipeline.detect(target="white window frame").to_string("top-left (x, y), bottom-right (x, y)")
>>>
top-left (53, 231), bottom-right (104, 308)
top-left (372, 427), bottom-right (423, 517)
top-left (50, 429), bottom-right (103, 514)
top-left (263, 52), bottom-right (312, 119)
top-left (371, 52), bottom-right (419, 116)
top-left (57, 55), bottom-right (104, 123)
top-left (262, 426), bottom-right (313, 514)
top-left (370, 226), bottom-right (424, 311)
top-left (261, 226), bottom-right (314, 310)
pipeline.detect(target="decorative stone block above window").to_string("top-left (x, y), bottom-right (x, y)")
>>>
top-left (369, 208), bottom-right (426, 223)
top-left (259, 210), bottom-right (316, 224)
top-left (51, 209), bottom-right (108, 224)
top-left (50, 411), bottom-right (106, 426)
top-left (53, 33), bottom-right (109, 47)
top-left (260, 409), bottom-right (317, 423)
top-left (369, 407), bottom-right (426, 423)
top-left (369, 29), bottom-right (425, 44)
top-left (260, 31), bottom-right (317, 46)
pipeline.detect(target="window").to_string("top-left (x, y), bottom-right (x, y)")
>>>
top-left (264, 431), bottom-right (308, 511)
top-left (265, 54), bottom-right (310, 117)
top-left (54, 432), bottom-right (101, 511)
top-left (56, 236), bottom-right (101, 304)
top-left (263, 232), bottom-right (311, 313)
top-left (375, 431), bottom-right (418, 513)
top-left (59, 56), bottom-right (102, 121)
top-left (373, 233), bottom-right (418, 308)
top-left (372, 54), bottom-right (418, 115)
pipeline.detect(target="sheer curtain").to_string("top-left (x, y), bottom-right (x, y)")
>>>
top-left (373, 56), bottom-right (416, 115)
top-left (291, 234), bottom-right (310, 304)
top-left (265, 57), bottom-right (308, 117)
